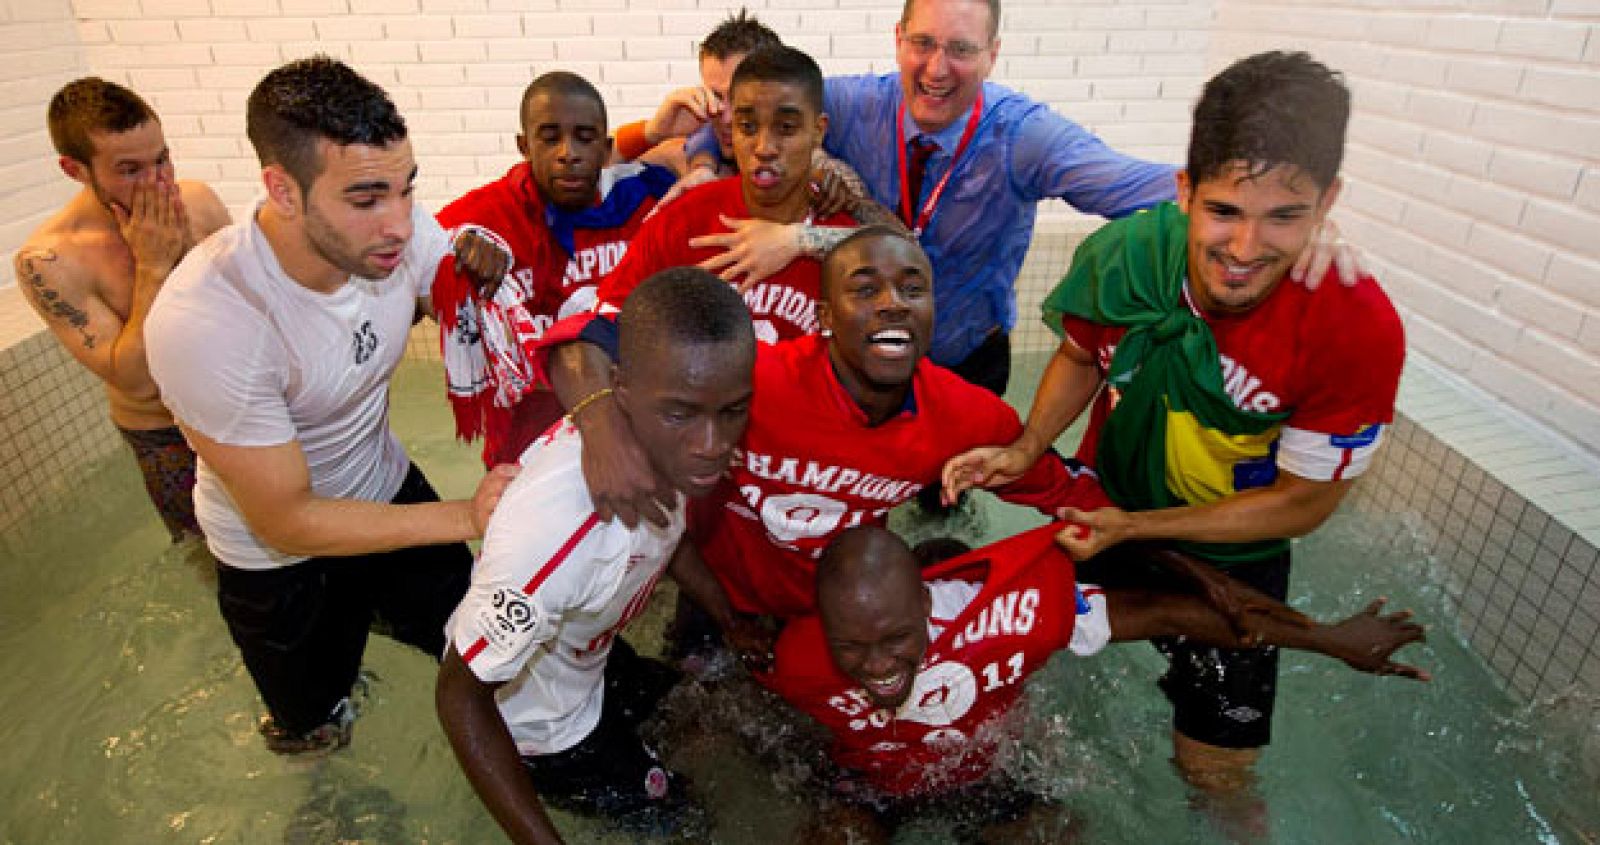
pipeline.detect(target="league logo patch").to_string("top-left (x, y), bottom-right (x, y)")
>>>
top-left (1329, 424), bottom-right (1383, 449)
top-left (478, 588), bottom-right (539, 651)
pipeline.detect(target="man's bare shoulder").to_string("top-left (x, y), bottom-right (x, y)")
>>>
top-left (13, 224), bottom-right (112, 303)
top-left (178, 179), bottom-right (233, 240)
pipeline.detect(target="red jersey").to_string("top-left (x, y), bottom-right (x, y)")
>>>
top-left (597, 177), bottom-right (857, 344)
top-left (765, 524), bottom-right (1111, 798)
top-left (435, 161), bottom-right (671, 466)
top-left (691, 334), bottom-right (1099, 618)
top-left (1062, 270), bottom-right (1404, 504)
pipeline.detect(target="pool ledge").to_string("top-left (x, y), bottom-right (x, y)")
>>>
top-left (1346, 354), bottom-right (1600, 702)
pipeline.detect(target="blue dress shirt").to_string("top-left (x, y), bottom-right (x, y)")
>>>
top-left (822, 73), bottom-right (1177, 366)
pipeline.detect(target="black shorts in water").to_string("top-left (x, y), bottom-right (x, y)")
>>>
top-left (519, 638), bottom-right (700, 834)
top-left (1076, 546), bottom-right (1292, 750)
top-left (214, 463), bottom-right (474, 738)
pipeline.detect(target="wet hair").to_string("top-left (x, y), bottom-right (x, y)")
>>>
top-left (900, 0), bottom-right (1001, 41)
top-left (820, 225), bottom-right (931, 296)
top-left (520, 71), bottom-right (608, 133)
top-left (617, 267), bottom-right (755, 374)
top-left (699, 9), bottom-right (782, 61)
top-left (729, 45), bottom-right (825, 115)
top-left (816, 526), bottom-right (924, 616)
top-left (246, 55), bottom-right (408, 193)
top-left (47, 77), bottom-right (158, 164)
top-left (1187, 51), bottom-right (1350, 192)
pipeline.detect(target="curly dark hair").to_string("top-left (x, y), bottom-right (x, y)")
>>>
top-left (47, 77), bottom-right (158, 164)
top-left (1188, 51), bottom-right (1350, 191)
top-left (246, 55), bottom-right (407, 193)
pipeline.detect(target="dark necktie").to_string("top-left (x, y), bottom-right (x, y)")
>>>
top-left (906, 136), bottom-right (940, 218)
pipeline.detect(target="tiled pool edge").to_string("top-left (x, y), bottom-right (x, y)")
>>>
top-left (1345, 357), bottom-right (1600, 702)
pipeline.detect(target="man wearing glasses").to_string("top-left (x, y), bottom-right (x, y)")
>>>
top-left (689, 0), bottom-right (1177, 397)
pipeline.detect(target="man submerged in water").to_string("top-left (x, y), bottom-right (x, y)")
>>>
top-left (764, 525), bottom-right (1427, 842)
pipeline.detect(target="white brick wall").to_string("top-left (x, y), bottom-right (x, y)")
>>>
top-left (1214, 1), bottom-right (1600, 458)
top-left (2, 0), bottom-right (1594, 462)
top-left (0, 0), bottom-right (1208, 218)
top-left (0, 0), bottom-right (87, 276)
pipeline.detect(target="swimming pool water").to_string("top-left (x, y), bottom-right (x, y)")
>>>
top-left (0, 360), bottom-right (1595, 843)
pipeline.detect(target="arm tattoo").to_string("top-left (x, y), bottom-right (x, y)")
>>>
top-left (798, 224), bottom-right (856, 259)
top-left (796, 152), bottom-right (913, 259)
top-left (18, 250), bottom-right (96, 348)
top-left (848, 193), bottom-right (912, 236)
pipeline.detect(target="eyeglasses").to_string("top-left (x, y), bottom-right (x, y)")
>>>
top-left (900, 34), bottom-right (990, 63)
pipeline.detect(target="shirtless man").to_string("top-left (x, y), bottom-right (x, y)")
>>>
top-left (15, 78), bottom-right (230, 542)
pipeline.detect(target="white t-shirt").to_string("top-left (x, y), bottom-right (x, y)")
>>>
top-left (146, 200), bottom-right (448, 569)
top-left (447, 422), bottom-right (684, 756)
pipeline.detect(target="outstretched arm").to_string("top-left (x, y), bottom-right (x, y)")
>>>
top-left (1107, 589), bottom-right (1428, 680)
top-left (437, 647), bottom-right (567, 845)
top-left (1056, 471), bottom-right (1352, 561)
top-left (183, 426), bottom-right (517, 557)
top-left (943, 333), bottom-right (1103, 501)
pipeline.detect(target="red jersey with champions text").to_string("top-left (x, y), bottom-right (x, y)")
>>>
top-left (1061, 269), bottom-right (1404, 505)
top-left (764, 523), bottom-right (1112, 798)
top-left (435, 162), bottom-right (667, 466)
top-left (597, 177), bottom-right (857, 344)
top-left (690, 334), bottom-right (1102, 619)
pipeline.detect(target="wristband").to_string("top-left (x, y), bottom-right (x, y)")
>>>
top-left (614, 121), bottom-right (652, 161)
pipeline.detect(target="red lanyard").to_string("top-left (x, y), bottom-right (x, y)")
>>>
top-left (897, 92), bottom-right (983, 236)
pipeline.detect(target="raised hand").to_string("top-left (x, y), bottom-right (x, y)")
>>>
top-left (940, 445), bottom-right (1033, 505)
top-left (451, 227), bottom-right (513, 299)
top-left (114, 180), bottom-right (189, 281)
top-left (645, 85), bottom-right (719, 144)
top-left (649, 164), bottom-right (722, 218)
top-left (1290, 216), bottom-right (1363, 289)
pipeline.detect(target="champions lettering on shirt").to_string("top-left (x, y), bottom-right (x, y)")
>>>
top-left (690, 335), bottom-right (1085, 619)
top-left (766, 525), bottom-right (1112, 797)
